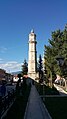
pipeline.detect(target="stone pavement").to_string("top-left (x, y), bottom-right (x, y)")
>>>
top-left (24, 85), bottom-right (52, 119)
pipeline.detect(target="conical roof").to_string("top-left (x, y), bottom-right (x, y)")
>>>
top-left (31, 29), bottom-right (34, 33)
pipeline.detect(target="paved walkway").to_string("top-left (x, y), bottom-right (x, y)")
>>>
top-left (54, 84), bottom-right (67, 96)
top-left (24, 85), bottom-right (52, 119)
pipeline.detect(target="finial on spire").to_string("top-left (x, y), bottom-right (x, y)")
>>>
top-left (31, 29), bottom-right (34, 33)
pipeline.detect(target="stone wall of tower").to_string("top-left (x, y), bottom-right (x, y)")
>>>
top-left (28, 30), bottom-right (37, 79)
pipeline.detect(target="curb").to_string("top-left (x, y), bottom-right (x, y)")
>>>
top-left (23, 86), bottom-right (31, 119)
top-left (35, 87), bottom-right (52, 119)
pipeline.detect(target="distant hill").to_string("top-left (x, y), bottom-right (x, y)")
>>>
top-left (11, 71), bottom-right (22, 75)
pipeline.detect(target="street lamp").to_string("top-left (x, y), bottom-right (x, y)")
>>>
top-left (56, 56), bottom-right (64, 86)
top-left (56, 56), bottom-right (67, 91)
top-left (56, 57), bottom-right (64, 67)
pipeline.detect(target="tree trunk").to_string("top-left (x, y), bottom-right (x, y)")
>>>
top-left (65, 80), bottom-right (67, 91)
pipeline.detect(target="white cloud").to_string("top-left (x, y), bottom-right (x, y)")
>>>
top-left (0, 47), bottom-right (7, 53)
top-left (0, 61), bottom-right (23, 73)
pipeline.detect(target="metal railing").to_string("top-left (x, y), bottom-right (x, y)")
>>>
top-left (0, 89), bottom-right (16, 118)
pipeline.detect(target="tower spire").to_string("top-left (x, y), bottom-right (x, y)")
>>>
top-left (31, 29), bottom-right (34, 33)
top-left (28, 30), bottom-right (37, 79)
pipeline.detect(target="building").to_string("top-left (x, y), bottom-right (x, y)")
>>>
top-left (28, 29), bottom-right (37, 79)
top-left (0, 68), bottom-right (13, 83)
top-left (0, 69), bottom-right (6, 81)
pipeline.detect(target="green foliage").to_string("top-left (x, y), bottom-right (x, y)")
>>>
top-left (22, 59), bottom-right (28, 75)
top-left (35, 82), bottom-right (59, 95)
top-left (45, 97), bottom-right (67, 119)
top-left (38, 54), bottom-right (43, 80)
top-left (44, 24), bottom-right (67, 80)
top-left (38, 54), bottom-right (43, 71)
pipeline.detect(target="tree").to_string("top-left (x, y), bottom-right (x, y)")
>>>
top-left (44, 24), bottom-right (67, 85)
top-left (22, 59), bottom-right (28, 75)
top-left (38, 54), bottom-right (43, 82)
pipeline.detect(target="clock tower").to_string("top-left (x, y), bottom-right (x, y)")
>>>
top-left (28, 29), bottom-right (37, 79)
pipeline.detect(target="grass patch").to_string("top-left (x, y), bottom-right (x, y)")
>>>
top-left (35, 82), bottom-right (59, 95)
top-left (44, 97), bottom-right (67, 119)
top-left (3, 84), bottom-right (31, 119)
top-left (35, 83), bottom-right (67, 119)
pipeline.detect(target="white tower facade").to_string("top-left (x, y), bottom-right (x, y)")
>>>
top-left (28, 30), bottom-right (37, 79)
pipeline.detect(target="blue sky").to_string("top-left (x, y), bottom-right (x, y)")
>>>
top-left (0, 0), bottom-right (67, 72)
